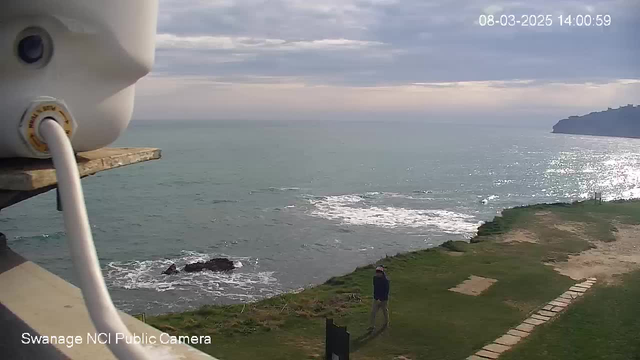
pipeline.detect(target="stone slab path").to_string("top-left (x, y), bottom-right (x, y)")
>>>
top-left (466, 277), bottom-right (597, 360)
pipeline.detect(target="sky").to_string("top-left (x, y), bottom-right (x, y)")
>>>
top-left (133, 0), bottom-right (640, 126)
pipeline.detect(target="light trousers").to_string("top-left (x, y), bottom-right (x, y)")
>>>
top-left (369, 300), bottom-right (389, 327)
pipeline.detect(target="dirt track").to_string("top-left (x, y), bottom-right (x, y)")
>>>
top-left (550, 223), bottom-right (640, 283)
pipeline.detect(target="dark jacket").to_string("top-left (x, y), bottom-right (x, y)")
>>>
top-left (373, 274), bottom-right (390, 301)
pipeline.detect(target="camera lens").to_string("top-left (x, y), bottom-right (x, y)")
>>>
top-left (15, 27), bottom-right (52, 67)
top-left (17, 35), bottom-right (44, 64)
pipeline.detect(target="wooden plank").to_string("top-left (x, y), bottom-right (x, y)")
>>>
top-left (0, 148), bottom-right (161, 210)
top-left (0, 147), bottom-right (161, 191)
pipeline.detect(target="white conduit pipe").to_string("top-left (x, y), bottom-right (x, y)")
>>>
top-left (40, 118), bottom-right (151, 360)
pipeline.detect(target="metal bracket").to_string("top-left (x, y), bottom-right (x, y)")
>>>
top-left (56, 188), bottom-right (62, 211)
top-left (0, 232), bottom-right (7, 251)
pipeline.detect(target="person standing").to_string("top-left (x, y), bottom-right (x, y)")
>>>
top-left (368, 265), bottom-right (389, 331)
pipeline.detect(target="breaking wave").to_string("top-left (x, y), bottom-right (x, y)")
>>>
top-left (104, 250), bottom-right (280, 302)
top-left (308, 193), bottom-right (481, 234)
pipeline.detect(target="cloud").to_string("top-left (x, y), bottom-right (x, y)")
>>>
top-left (134, 75), bottom-right (640, 124)
top-left (131, 0), bottom-right (640, 121)
top-left (156, 34), bottom-right (384, 51)
top-left (483, 5), bottom-right (504, 14)
top-left (152, 0), bottom-right (640, 84)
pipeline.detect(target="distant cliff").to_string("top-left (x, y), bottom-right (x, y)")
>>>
top-left (552, 105), bottom-right (640, 138)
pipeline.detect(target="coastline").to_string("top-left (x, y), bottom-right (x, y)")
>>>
top-left (551, 131), bottom-right (640, 140)
top-left (147, 199), bottom-right (640, 359)
top-left (551, 105), bottom-right (640, 139)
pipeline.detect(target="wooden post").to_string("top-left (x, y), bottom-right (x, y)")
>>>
top-left (341, 328), bottom-right (350, 360)
top-left (132, 313), bottom-right (146, 323)
top-left (593, 192), bottom-right (603, 205)
top-left (326, 318), bottom-right (333, 360)
top-left (594, 192), bottom-right (602, 205)
top-left (326, 318), bottom-right (350, 360)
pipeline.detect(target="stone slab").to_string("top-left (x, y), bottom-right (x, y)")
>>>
top-left (538, 310), bottom-right (555, 317)
top-left (483, 343), bottom-right (510, 354)
top-left (549, 300), bottom-right (567, 307)
top-left (476, 350), bottom-right (500, 359)
top-left (524, 318), bottom-right (545, 326)
top-left (516, 323), bottom-right (535, 332)
top-left (0, 147), bottom-right (161, 191)
top-left (508, 329), bottom-right (530, 338)
top-left (569, 286), bottom-right (587, 293)
top-left (531, 314), bottom-right (550, 321)
top-left (574, 283), bottom-right (591, 289)
top-left (559, 293), bottom-right (573, 300)
top-left (495, 334), bottom-right (522, 346)
top-left (543, 305), bottom-right (554, 311)
top-left (549, 301), bottom-right (568, 307)
top-left (554, 297), bottom-right (571, 304)
top-left (588, 277), bottom-right (597, 281)
top-left (449, 275), bottom-right (498, 296)
top-left (566, 291), bottom-right (581, 298)
top-left (552, 307), bottom-right (565, 312)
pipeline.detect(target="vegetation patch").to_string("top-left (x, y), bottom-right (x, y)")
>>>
top-left (440, 240), bottom-right (467, 252)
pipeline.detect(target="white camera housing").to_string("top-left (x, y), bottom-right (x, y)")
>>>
top-left (0, 1), bottom-right (158, 158)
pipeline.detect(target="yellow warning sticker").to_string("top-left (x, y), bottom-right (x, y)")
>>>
top-left (24, 103), bottom-right (73, 153)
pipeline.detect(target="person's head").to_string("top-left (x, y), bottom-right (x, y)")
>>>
top-left (375, 265), bottom-right (385, 277)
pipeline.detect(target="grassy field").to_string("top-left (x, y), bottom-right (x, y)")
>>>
top-left (501, 269), bottom-right (640, 360)
top-left (147, 200), bottom-right (640, 360)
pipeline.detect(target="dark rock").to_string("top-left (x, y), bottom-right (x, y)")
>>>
top-left (162, 263), bottom-right (179, 275)
top-left (183, 258), bottom-right (235, 273)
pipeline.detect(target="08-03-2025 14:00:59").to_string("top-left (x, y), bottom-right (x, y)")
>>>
top-left (478, 14), bottom-right (612, 27)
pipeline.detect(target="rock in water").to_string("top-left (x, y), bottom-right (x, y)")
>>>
top-left (183, 262), bottom-right (206, 272)
top-left (183, 258), bottom-right (235, 273)
top-left (209, 258), bottom-right (235, 271)
top-left (162, 263), bottom-right (179, 275)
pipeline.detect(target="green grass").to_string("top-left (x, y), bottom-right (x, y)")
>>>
top-left (439, 240), bottom-right (467, 252)
top-left (147, 200), bottom-right (640, 360)
top-left (502, 270), bottom-right (640, 360)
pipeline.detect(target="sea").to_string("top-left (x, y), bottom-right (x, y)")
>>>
top-left (3, 120), bottom-right (640, 315)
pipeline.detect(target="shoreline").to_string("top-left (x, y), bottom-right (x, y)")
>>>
top-left (551, 131), bottom-right (640, 140)
top-left (147, 199), bottom-right (640, 359)
top-left (137, 201), bottom-right (522, 312)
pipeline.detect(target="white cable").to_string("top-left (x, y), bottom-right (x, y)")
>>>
top-left (40, 118), bottom-right (151, 360)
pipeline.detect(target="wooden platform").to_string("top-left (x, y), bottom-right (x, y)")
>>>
top-left (0, 148), bottom-right (161, 210)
